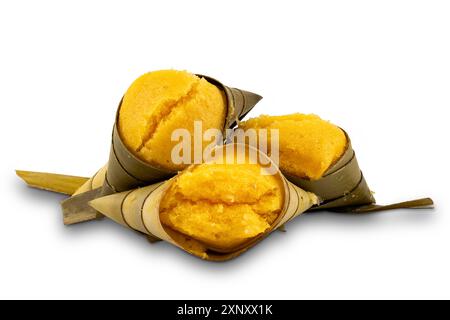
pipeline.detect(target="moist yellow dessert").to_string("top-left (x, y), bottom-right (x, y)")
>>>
top-left (118, 70), bottom-right (226, 171)
top-left (239, 114), bottom-right (347, 180)
top-left (159, 161), bottom-right (284, 251)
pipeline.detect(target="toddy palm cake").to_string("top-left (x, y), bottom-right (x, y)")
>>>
top-left (89, 143), bottom-right (319, 260)
top-left (101, 69), bottom-right (262, 195)
top-left (119, 70), bottom-right (226, 171)
top-left (240, 113), bottom-right (347, 180)
top-left (56, 70), bottom-right (262, 224)
top-left (159, 161), bottom-right (284, 251)
top-left (239, 113), bottom-right (433, 212)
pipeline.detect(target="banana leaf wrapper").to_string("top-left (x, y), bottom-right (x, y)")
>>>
top-left (16, 170), bottom-right (89, 195)
top-left (16, 168), bottom-right (106, 224)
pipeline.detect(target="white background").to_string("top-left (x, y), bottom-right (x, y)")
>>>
top-left (1, 0), bottom-right (449, 300)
